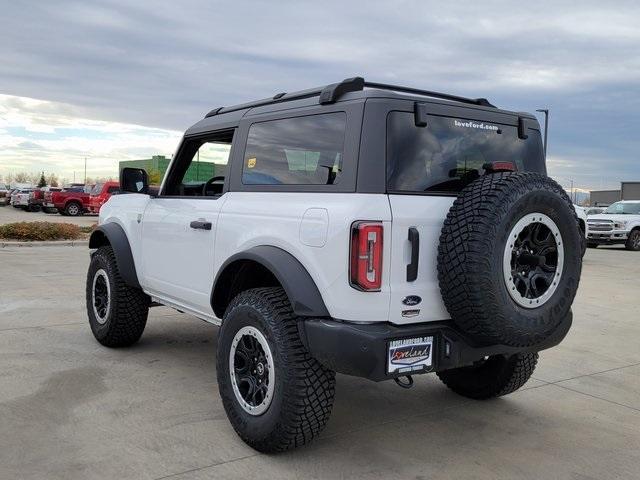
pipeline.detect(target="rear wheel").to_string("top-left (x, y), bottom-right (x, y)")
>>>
top-left (437, 353), bottom-right (538, 399)
top-left (217, 287), bottom-right (336, 452)
top-left (625, 230), bottom-right (640, 251)
top-left (86, 246), bottom-right (149, 347)
top-left (65, 201), bottom-right (82, 216)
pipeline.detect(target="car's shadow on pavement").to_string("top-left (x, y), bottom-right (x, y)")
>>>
top-left (115, 311), bottom-right (556, 451)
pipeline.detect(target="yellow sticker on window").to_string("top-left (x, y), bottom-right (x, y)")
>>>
top-left (247, 157), bottom-right (257, 168)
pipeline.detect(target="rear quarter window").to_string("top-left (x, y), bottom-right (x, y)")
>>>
top-left (242, 113), bottom-right (346, 186)
top-left (386, 112), bottom-right (545, 194)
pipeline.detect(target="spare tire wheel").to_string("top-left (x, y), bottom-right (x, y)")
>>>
top-left (437, 172), bottom-right (582, 347)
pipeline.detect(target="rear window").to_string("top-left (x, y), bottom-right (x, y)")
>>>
top-left (242, 113), bottom-right (346, 185)
top-left (386, 112), bottom-right (545, 194)
top-left (91, 183), bottom-right (104, 195)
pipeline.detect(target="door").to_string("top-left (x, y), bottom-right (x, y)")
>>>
top-left (140, 130), bottom-right (234, 316)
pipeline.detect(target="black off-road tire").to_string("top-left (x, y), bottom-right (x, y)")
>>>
top-left (437, 353), bottom-right (538, 399)
top-left (86, 245), bottom-right (149, 347)
top-left (217, 287), bottom-right (336, 453)
top-left (586, 242), bottom-right (598, 249)
top-left (438, 172), bottom-right (582, 347)
top-left (625, 229), bottom-right (640, 251)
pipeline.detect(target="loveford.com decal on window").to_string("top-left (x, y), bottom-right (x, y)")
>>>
top-left (454, 119), bottom-right (499, 131)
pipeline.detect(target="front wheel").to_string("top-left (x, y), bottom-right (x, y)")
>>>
top-left (586, 242), bottom-right (599, 249)
top-left (437, 353), bottom-right (538, 399)
top-left (625, 230), bottom-right (640, 251)
top-left (86, 246), bottom-right (149, 347)
top-left (217, 287), bottom-right (336, 453)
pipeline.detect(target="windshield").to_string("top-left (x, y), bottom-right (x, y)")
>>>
top-left (90, 183), bottom-right (104, 195)
top-left (386, 112), bottom-right (545, 193)
top-left (604, 202), bottom-right (640, 215)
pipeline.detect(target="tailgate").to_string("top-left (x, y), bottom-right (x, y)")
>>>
top-left (387, 195), bottom-right (453, 324)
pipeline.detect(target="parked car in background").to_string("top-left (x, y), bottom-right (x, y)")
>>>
top-left (574, 205), bottom-right (588, 256)
top-left (87, 181), bottom-right (119, 214)
top-left (0, 185), bottom-right (10, 205)
top-left (587, 201), bottom-right (640, 250)
top-left (586, 207), bottom-right (606, 216)
top-left (28, 186), bottom-right (63, 212)
top-left (11, 189), bottom-right (35, 209)
top-left (43, 185), bottom-right (93, 216)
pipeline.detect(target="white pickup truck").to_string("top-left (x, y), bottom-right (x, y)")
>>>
top-left (587, 201), bottom-right (640, 250)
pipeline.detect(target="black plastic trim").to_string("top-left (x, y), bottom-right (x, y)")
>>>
top-left (407, 227), bottom-right (419, 281)
top-left (319, 77), bottom-right (365, 104)
top-left (88, 223), bottom-right (141, 289)
top-left (518, 116), bottom-right (529, 139)
top-left (365, 81), bottom-right (496, 108)
top-left (299, 311), bottom-right (572, 382)
top-left (211, 245), bottom-right (329, 318)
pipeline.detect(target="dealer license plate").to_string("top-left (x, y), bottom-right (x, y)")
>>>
top-left (387, 336), bottom-right (434, 374)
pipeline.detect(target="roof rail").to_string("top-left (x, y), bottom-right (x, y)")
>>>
top-left (204, 76), bottom-right (495, 118)
top-left (363, 81), bottom-right (496, 108)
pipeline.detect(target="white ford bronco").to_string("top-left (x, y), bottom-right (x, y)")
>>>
top-left (86, 77), bottom-right (583, 452)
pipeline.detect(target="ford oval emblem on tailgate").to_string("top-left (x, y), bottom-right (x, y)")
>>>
top-left (402, 295), bottom-right (422, 306)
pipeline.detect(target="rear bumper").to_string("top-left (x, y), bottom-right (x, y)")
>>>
top-left (299, 312), bottom-right (572, 382)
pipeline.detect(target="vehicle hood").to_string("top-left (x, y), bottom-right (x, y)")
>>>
top-left (588, 214), bottom-right (639, 222)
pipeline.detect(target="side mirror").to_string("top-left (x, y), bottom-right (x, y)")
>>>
top-left (120, 168), bottom-right (149, 194)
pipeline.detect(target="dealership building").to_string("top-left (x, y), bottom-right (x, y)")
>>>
top-left (119, 155), bottom-right (226, 184)
top-left (590, 182), bottom-right (640, 206)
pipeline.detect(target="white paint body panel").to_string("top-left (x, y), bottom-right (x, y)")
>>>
top-left (387, 195), bottom-right (453, 324)
top-left (99, 191), bottom-right (454, 325)
top-left (216, 192), bottom-right (392, 322)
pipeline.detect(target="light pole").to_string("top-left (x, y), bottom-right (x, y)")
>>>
top-left (84, 157), bottom-right (87, 184)
top-left (536, 109), bottom-right (549, 159)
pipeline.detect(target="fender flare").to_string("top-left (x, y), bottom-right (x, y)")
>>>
top-left (211, 246), bottom-right (330, 318)
top-left (88, 223), bottom-right (141, 289)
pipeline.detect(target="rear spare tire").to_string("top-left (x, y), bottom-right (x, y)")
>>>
top-left (438, 172), bottom-right (582, 347)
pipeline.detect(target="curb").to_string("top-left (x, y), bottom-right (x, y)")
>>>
top-left (0, 240), bottom-right (89, 248)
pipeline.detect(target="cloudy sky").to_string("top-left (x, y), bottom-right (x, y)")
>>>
top-left (1, 0), bottom-right (639, 189)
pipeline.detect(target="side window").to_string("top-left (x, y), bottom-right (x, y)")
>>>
top-left (164, 130), bottom-right (234, 196)
top-left (242, 113), bottom-right (346, 185)
top-left (107, 186), bottom-right (119, 194)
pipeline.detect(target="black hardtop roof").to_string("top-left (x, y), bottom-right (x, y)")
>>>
top-left (186, 76), bottom-right (538, 135)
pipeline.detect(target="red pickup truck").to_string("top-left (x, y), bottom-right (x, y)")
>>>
top-left (43, 185), bottom-right (92, 216)
top-left (87, 181), bottom-right (119, 214)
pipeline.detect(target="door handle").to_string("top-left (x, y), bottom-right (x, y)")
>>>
top-left (407, 227), bottom-right (419, 282)
top-left (190, 220), bottom-right (212, 230)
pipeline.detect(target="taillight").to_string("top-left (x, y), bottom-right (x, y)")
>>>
top-left (350, 221), bottom-right (383, 291)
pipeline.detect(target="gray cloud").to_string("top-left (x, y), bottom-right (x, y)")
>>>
top-left (1, 0), bottom-right (640, 189)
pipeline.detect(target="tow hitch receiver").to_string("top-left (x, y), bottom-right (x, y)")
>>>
top-left (394, 375), bottom-right (414, 389)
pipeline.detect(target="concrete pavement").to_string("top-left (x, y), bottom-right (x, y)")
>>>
top-left (1, 245), bottom-right (639, 479)
top-left (0, 204), bottom-right (98, 227)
